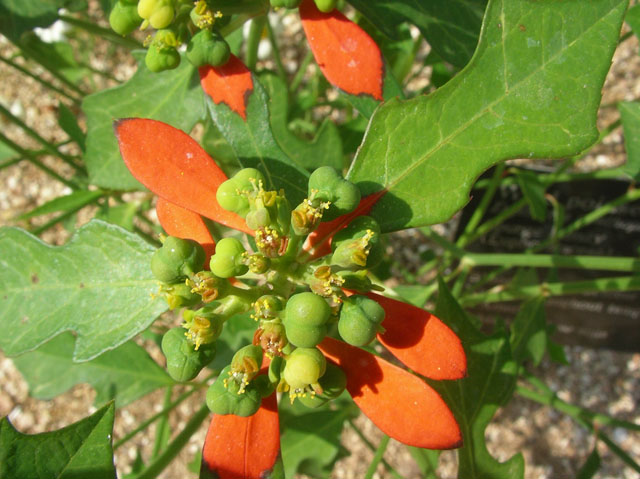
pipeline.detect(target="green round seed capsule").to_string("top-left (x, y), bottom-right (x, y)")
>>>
top-left (151, 236), bottom-right (205, 283)
top-left (283, 347), bottom-right (326, 390)
top-left (109, 1), bottom-right (143, 36)
top-left (206, 366), bottom-right (262, 416)
top-left (338, 295), bottom-right (385, 346)
top-left (313, 0), bottom-right (338, 12)
top-left (308, 166), bottom-right (360, 220)
top-left (298, 363), bottom-right (346, 408)
top-left (145, 43), bottom-right (180, 72)
top-left (216, 168), bottom-right (265, 217)
top-left (161, 328), bottom-right (216, 382)
top-left (186, 29), bottom-right (230, 68)
top-left (283, 292), bottom-right (331, 347)
top-left (209, 237), bottom-right (248, 278)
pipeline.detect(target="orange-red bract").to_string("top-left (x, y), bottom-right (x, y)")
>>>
top-left (199, 54), bottom-right (254, 120)
top-left (114, 118), bottom-right (252, 235)
top-left (319, 337), bottom-right (462, 449)
top-left (299, 0), bottom-right (383, 100)
top-left (156, 197), bottom-right (216, 264)
top-left (201, 393), bottom-right (281, 478)
top-left (370, 292), bottom-right (467, 381)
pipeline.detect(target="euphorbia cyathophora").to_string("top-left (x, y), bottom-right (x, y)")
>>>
top-left (116, 117), bottom-right (467, 478)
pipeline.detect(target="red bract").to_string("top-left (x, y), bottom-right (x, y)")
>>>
top-left (115, 119), bottom-right (465, 478)
top-left (198, 1), bottom-right (384, 122)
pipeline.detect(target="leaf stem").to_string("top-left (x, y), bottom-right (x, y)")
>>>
top-left (462, 252), bottom-right (640, 272)
top-left (364, 435), bottom-right (391, 479)
top-left (462, 275), bottom-right (640, 306)
top-left (114, 387), bottom-right (200, 449)
top-left (265, 17), bottom-right (288, 83)
top-left (290, 50), bottom-right (314, 92)
top-left (347, 419), bottom-right (404, 479)
top-left (246, 15), bottom-right (267, 71)
top-left (132, 403), bottom-right (210, 479)
top-left (58, 13), bottom-right (143, 49)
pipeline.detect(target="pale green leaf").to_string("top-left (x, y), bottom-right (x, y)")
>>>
top-left (12, 332), bottom-right (172, 407)
top-left (348, 0), bottom-right (628, 233)
top-left (0, 402), bottom-right (116, 479)
top-left (18, 190), bottom-right (103, 220)
top-left (83, 52), bottom-right (205, 190)
top-left (510, 298), bottom-right (547, 366)
top-left (0, 220), bottom-right (167, 361)
top-left (515, 169), bottom-right (547, 222)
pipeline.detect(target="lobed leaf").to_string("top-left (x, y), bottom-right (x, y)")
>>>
top-left (348, 0), bottom-right (628, 233)
top-left (83, 52), bottom-right (205, 190)
top-left (0, 402), bottom-right (116, 479)
top-left (12, 332), bottom-right (172, 407)
top-left (0, 220), bottom-right (167, 361)
top-left (318, 337), bottom-right (462, 449)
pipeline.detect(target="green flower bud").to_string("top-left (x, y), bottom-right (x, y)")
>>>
top-left (254, 322), bottom-right (288, 357)
top-left (246, 206), bottom-right (271, 231)
top-left (187, 271), bottom-right (228, 303)
top-left (308, 166), bottom-right (360, 221)
top-left (247, 253), bottom-right (270, 274)
top-left (206, 366), bottom-right (262, 417)
top-left (230, 345), bottom-right (264, 383)
top-left (331, 216), bottom-right (383, 270)
top-left (313, 0), bottom-right (338, 12)
top-left (161, 282), bottom-right (200, 310)
top-left (209, 237), bottom-right (248, 278)
top-left (161, 327), bottom-right (216, 382)
top-left (182, 306), bottom-right (225, 349)
top-left (138, 0), bottom-right (175, 29)
top-left (151, 236), bottom-right (205, 283)
top-left (186, 29), bottom-right (230, 68)
top-left (109, 0), bottom-right (143, 36)
top-left (283, 347), bottom-right (326, 394)
top-left (145, 42), bottom-right (180, 72)
top-left (253, 295), bottom-right (285, 320)
top-left (338, 295), bottom-right (385, 346)
top-left (298, 363), bottom-right (346, 408)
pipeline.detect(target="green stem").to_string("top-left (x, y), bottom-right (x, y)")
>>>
top-left (0, 55), bottom-right (81, 104)
top-left (30, 194), bottom-right (104, 235)
top-left (58, 13), bottom-right (142, 49)
top-left (246, 15), bottom-right (267, 70)
top-left (290, 50), bottom-right (314, 92)
top-left (473, 167), bottom-right (627, 190)
top-left (457, 162), bottom-right (506, 248)
top-left (463, 197), bottom-right (527, 246)
top-left (133, 403), bottom-right (210, 479)
top-left (0, 132), bottom-right (79, 189)
top-left (151, 386), bottom-right (173, 459)
top-left (0, 103), bottom-right (85, 174)
top-left (462, 252), bottom-right (640, 272)
top-left (347, 419), bottom-right (404, 479)
top-left (364, 435), bottom-right (391, 479)
top-left (462, 275), bottom-right (640, 306)
top-left (17, 43), bottom-right (87, 96)
top-left (265, 17), bottom-right (288, 83)
top-left (114, 387), bottom-right (200, 449)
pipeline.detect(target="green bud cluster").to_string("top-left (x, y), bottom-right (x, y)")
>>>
top-left (108, 0), bottom-right (232, 73)
top-left (152, 166), bottom-right (387, 415)
top-left (269, 0), bottom-right (339, 13)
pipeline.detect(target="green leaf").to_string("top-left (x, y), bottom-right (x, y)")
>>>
top-left (18, 190), bottom-right (103, 220)
top-left (0, 140), bottom-right (17, 163)
top-left (206, 76), bottom-right (309, 206)
top-left (95, 202), bottom-right (139, 231)
top-left (259, 72), bottom-right (343, 171)
top-left (393, 284), bottom-right (432, 308)
top-left (626, 4), bottom-right (640, 38)
top-left (342, 65), bottom-right (404, 120)
top-left (0, 402), bottom-right (116, 479)
top-left (58, 103), bottom-right (86, 152)
top-left (347, 0), bottom-right (487, 67)
top-left (0, 0), bottom-right (72, 41)
top-left (433, 279), bottom-right (524, 479)
top-left (280, 399), bottom-right (357, 478)
top-left (12, 332), bottom-right (172, 407)
top-left (83, 52), bottom-right (205, 190)
top-left (510, 297), bottom-right (547, 366)
top-left (0, 220), bottom-right (167, 361)
top-left (514, 169), bottom-right (547, 222)
top-left (18, 34), bottom-right (89, 85)
top-left (348, 0), bottom-right (627, 233)
top-left (577, 445), bottom-right (601, 479)
top-left (619, 101), bottom-right (640, 181)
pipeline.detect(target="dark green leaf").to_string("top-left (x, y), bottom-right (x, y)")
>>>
top-left (626, 4), bottom-right (640, 38)
top-left (58, 103), bottom-right (86, 152)
top-left (408, 447), bottom-right (440, 479)
top-left (619, 101), bottom-right (640, 181)
top-left (83, 52), bottom-right (205, 190)
top-left (510, 298), bottom-right (547, 366)
top-left (347, 0), bottom-right (486, 67)
top-left (577, 446), bottom-right (601, 479)
top-left (514, 169), bottom-right (547, 222)
top-left (12, 332), bottom-right (172, 407)
top-left (201, 116), bottom-right (239, 174)
top-left (433, 279), bottom-right (524, 479)
top-left (0, 220), bottom-right (167, 361)
top-left (0, 402), bottom-right (116, 479)
top-left (280, 399), bottom-right (357, 478)
top-left (18, 190), bottom-right (103, 220)
top-left (206, 77), bottom-right (309, 205)
top-left (259, 72), bottom-right (343, 171)
top-left (348, 0), bottom-right (627, 233)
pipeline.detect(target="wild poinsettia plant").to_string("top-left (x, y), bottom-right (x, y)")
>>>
top-left (115, 117), bottom-right (466, 476)
top-left (3, 0), bottom-right (639, 478)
